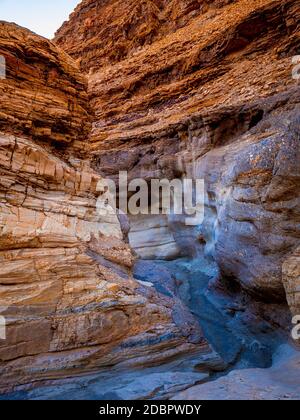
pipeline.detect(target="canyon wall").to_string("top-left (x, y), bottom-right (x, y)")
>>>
top-left (0, 22), bottom-right (206, 392)
top-left (56, 0), bottom-right (300, 305)
top-left (0, 0), bottom-right (299, 395)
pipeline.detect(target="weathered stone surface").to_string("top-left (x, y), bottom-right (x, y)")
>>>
top-left (0, 23), bottom-right (209, 393)
top-left (1, 350), bottom-right (211, 400)
top-left (0, 22), bottom-right (91, 153)
top-left (129, 215), bottom-right (180, 260)
top-left (172, 344), bottom-right (300, 400)
top-left (193, 111), bottom-right (300, 300)
top-left (56, 0), bottom-right (299, 157)
top-left (55, 0), bottom-right (236, 72)
top-left (144, 257), bottom-right (291, 370)
top-left (0, 131), bottom-right (206, 392)
top-left (55, 0), bottom-right (300, 302)
top-left (1, 0), bottom-right (300, 398)
top-left (283, 246), bottom-right (300, 315)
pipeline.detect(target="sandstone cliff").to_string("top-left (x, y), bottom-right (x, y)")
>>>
top-left (0, 0), bottom-right (299, 398)
top-left (0, 22), bottom-right (205, 393)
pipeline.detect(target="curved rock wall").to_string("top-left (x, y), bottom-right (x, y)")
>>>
top-left (191, 108), bottom-right (300, 300)
top-left (0, 22), bottom-right (206, 392)
top-left (55, 0), bottom-right (300, 303)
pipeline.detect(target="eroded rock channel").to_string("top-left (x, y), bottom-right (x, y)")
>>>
top-left (0, 0), bottom-right (300, 400)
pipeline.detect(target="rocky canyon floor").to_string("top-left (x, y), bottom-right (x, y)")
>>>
top-left (0, 0), bottom-right (300, 400)
top-left (2, 257), bottom-right (300, 400)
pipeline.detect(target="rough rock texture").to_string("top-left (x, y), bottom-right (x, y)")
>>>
top-left (56, 0), bottom-right (300, 153)
top-left (1, 351), bottom-right (210, 400)
top-left (134, 257), bottom-right (291, 370)
top-left (193, 110), bottom-right (300, 300)
top-left (172, 344), bottom-right (300, 400)
top-left (129, 215), bottom-right (180, 260)
top-left (0, 22), bottom-right (208, 393)
top-left (1, 0), bottom-right (300, 399)
top-left (283, 246), bottom-right (300, 315)
top-left (55, 0), bottom-right (236, 72)
top-left (0, 22), bottom-right (91, 152)
top-left (56, 0), bottom-right (300, 302)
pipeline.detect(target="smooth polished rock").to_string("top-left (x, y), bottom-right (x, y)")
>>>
top-left (172, 345), bottom-right (300, 400)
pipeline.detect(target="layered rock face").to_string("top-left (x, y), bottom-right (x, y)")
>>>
top-left (55, 0), bottom-right (235, 72)
top-left (1, 0), bottom-right (299, 398)
top-left (173, 344), bottom-right (300, 400)
top-left (283, 246), bottom-right (300, 315)
top-left (0, 22), bottom-right (205, 392)
top-left (56, 0), bottom-right (300, 302)
top-left (0, 22), bottom-right (90, 150)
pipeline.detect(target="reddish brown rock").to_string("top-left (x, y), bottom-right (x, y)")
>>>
top-left (0, 22), bottom-right (207, 393)
top-left (0, 21), bottom-right (91, 153)
top-left (55, 0), bottom-right (300, 301)
top-left (55, 0), bottom-right (235, 72)
top-left (55, 0), bottom-right (300, 157)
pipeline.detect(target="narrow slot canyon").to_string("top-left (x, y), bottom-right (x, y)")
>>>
top-left (0, 0), bottom-right (299, 401)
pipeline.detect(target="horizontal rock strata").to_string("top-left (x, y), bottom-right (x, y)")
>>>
top-left (172, 344), bottom-right (300, 400)
top-left (0, 22), bottom-right (208, 393)
top-left (0, 22), bottom-right (90, 151)
top-left (0, 0), bottom-right (299, 397)
top-left (56, 0), bottom-right (300, 302)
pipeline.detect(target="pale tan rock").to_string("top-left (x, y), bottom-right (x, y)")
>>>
top-left (282, 247), bottom-right (300, 316)
top-left (0, 130), bottom-right (205, 392)
top-left (129, 215), bottom-right (181, 260)
top-left (2, 0), bottom-right (299, 396)
top-left (0, 22), bottom-right (91, 151)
